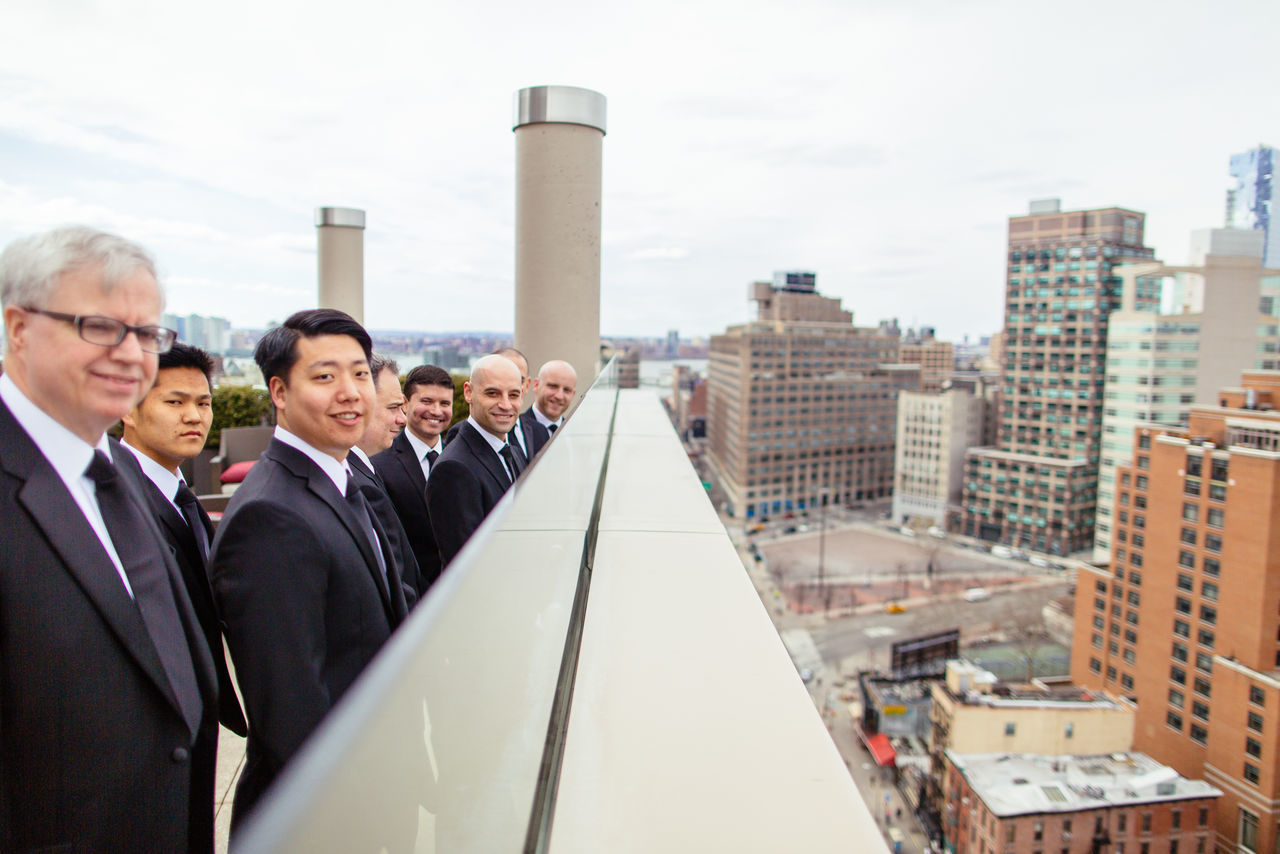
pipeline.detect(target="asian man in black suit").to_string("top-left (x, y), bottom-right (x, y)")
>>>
top-left (373, 363), bottom-right (454, 592)
top-left (426, 354), bottom-right (525, 566)
top-left (0, 226), bottom-right (218, 853)
top-left (211, 309), bottom-right (409, 830)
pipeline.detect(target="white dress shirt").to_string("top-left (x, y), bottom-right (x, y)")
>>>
top-left (0, 373), bottom-right (133, 596)
top-left (404, 429), bottom-right (443, 482)
top-left (121, 440), bottom-right (185, 513)
top-left (274, 426), bottom-right (349, 496)
top-left (531, 404), bottom-right (563, 432)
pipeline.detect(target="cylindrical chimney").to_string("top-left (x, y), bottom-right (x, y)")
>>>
top-left (513, 86), bottom-right (606, 385)
top-left (315, 207), bottom-right (366, 324)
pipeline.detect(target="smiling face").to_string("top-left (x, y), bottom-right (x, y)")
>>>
top-left (3, 263), bottom-right (161, 444)
top-left (122, 366), bottom-right (213, 473)
top-left (407, 382), bottom-right (453, 444)
top-left (464, 355), bottom-right (523, 438)
top-left (535, 361), bottom-right (578, 421)
top-left (357, 365), bottom-right (407, 455)
top-left (270, 333), bottom-right (372, 459)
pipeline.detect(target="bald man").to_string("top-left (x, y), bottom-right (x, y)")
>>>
top-left (426, 355), bottom-right (526, 567)
top-left (523, 359), bottom-right (578, 440)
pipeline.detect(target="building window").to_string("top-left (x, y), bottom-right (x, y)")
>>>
top-left (1203, 558), bottom-right (1220, 577)
top-left (1141, 812), bottom-right (1152, 833)
top-left (1174, 620), bottom-right (1190, 638)
top-left (1065, 723), bottom-right (1074, 739)
top-left (1172, 642), bottom-right (1188, 662)
top-left (1246, 736), bottom-right (1262, 758)
top-left (1192, 701), bottom-right (1210, 721)
top-left (1167, 710), bottom-right (1183, 730)
top-left (1169, 688), bottom-right (1184, 708)
top-left (1200, 605), bottom-right (1217, 625)
top-left (1180, 527), bottom-right (1197, 545)
top-left (1118, 813), bottom-right (1127, 833)
top-left (1198, 807), bottom-right (1207, 827)
top-left (1171, 665), bottom-right (1186, 684)
top-left (1121, 673), bottom-right (1134, 690)
top-left (1190, 723), bottom-right (1207, 744)
top-left (1205, 533), bottom-right (1223, 553)
top-left (1034, 820), bottom-right (1044, 842)
top-left (1005, 722), bottom-right (1016, 736)
top-left (1244, 762), bottom-right (1260, 785)
top-left (1248, 711), bottom-right (1264, 732)
top-left (1006, 825), bottom-right (1016, 844)
top-left (1182, 502), bottom-right (1198, 522)
top-left (1240, 808), bottom-right (1258, 851)
top-left (1250, 685), bottom-right (1265, 706)
top-left (1207, 507), bottom-right (1224, 528)
top-left (1194, 677), bottom-right (1211, 697)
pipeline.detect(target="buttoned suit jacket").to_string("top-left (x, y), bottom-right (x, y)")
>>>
top-left (0, 399), bottom-right (218, 854)
top-left (348, 450), bottom-right (424, 605)
top-left (426, 420), bottom-right (517, 567)
top-left (210, 438), bottom-right (408, 827)
top-left (372, 430), bottom-right (445, 594)
top-left (518, 408), bottom-right (552, 461)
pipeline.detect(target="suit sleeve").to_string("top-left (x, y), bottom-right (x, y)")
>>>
top-left (210, 499), bottom-right (331, 772)
top-left (426, 458), bottom-right (485, 568)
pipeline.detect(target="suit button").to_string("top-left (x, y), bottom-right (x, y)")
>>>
top-left (172, 747), bottom-right (190, 763)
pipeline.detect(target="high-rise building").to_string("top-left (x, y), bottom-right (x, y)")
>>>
top-left (706, 272), bottom-right (919, 518)
top-left (957, 200), bottom-right (1156, 555)
top-left (1227, 145), bottom-right (1278, 267)
top-left (892, 384), bottom-right (992, 526)
top-left (899, 327), bottom-right (955, 394)
top-left (1093, 228), bottom-right (1280, 560)
top-left (1072, 372), bottom-right (1280, 854)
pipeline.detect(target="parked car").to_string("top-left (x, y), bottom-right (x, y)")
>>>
top-left (899, 526), bottom-right (916, 537)
top-left (927, 526), bottom-right (946, 539)
top-left (885, 602), bottom-right (907, 614)
top-left (991, 545), bottom-right (1014, 559)
top-left (964, 587), bottom-right (992, 602)
top-left (1029, 555), bottom-right (1051, 568)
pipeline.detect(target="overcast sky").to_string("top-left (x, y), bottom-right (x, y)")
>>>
top-left (2, 0), bottom-right (1276, 341)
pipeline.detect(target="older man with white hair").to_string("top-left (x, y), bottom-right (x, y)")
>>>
top-left (0, 226), bottom-right (218, 853)
top-left (426, 353), bottom-right (525, 566)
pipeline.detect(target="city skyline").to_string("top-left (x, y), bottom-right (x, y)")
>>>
top-left (2, 0), bottom-right (1276, 340)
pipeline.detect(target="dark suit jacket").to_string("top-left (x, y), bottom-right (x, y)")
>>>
top-left (518, 408), bottom-right (552, 461)
top-left (372, 431), bottom-right (445, 594)
top-left (135, 469), bottom-right (249, 738)
top-left (349, 450), bottom-right (423, 605)
top-left (426, 421), bottom-right (517, 567)
top-left (210, 438), bottom-right (408, 827)
top-left (0, 400), bottom-right (218, 854)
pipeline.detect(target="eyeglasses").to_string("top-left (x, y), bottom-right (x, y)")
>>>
top-left (23, 307), bottom-right (177, 354)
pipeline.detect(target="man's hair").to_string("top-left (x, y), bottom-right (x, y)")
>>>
top-left (403, 364), bottom-right (453, 399)
top-left (493, 346), bottom-right (529, 375)
top-left (254, 308), bottom-right (373, 386)
top-left (159, 342), bottom-right (215, 387)
top-left (369, 354), bottom-right (399, 389)
top-left (0, 225), bottom-right (162, 312)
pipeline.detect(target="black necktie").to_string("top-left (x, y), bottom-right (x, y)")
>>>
top-left (548, 423), bottom-right (557, 434)
top-left (499, 444), bottom-right (519, 483)
top-left (174, 482), bottom-right (209, 564)
top-left (87, 451), bottom-right (202, 736)
top-left (345, 477), bottom-right (388, 583)
top-left (426, 449), bottom-right (439, 472)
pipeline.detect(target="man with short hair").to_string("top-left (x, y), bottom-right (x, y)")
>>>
top-left (211, 309), bottom-right (409, 828)
top-left (524, 359), bottom-right (578, 439)
top-left (0, 226), bottom-right (217, 853)
top-left (348, 354), bottom-right (423, 600)
top-left (121, 340), bottom-right (249, 755)
top-left (494, 345), bottom-right (549, 462)
top-left (373, 363), bottom-right (453, 592)
top-left (426, 354), bottom-right (525, 566)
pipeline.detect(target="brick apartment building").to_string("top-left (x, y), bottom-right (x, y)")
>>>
top-left (1072, 371), bottom-right (1280, 853)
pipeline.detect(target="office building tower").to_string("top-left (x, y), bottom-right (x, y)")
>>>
top-left (892, 384), bottom-right (992, 526)
top-left (1093, 229), bottom-right (1280, 560)
top-left (1227, 145), bottom-right (1278, 267)
top-left (899, 327), bottom-right (955, 393)
top-left (957, 200), bottom-right (1156, 555)
top-left (706, 272), bottom-right (919, 518)
top-left (1073, 372), bottom-right (1280, 854)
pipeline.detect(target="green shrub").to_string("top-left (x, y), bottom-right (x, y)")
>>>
top-left (208, 385), bottom-right (274, 449)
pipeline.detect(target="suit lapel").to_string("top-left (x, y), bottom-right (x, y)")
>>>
top-left (142, 478), bottom-right (203, 570)
top-left (461, 422), bottom-right (513, 490)
top-left (392, 433), bottom-right (428, 509)
top-left (268, 441), bottom-right (399, 624)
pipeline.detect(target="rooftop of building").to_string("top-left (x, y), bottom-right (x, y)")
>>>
top-left (946, 751), bottom-right (1221, 817)
top-left (940, 660), bottom-right (1122, 710)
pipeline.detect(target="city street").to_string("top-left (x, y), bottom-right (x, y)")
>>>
top-left (726, 508), bottom-right (1073, 853)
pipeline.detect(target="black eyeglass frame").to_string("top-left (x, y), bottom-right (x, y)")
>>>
top-left (22, 307), bottom-right (177, 354)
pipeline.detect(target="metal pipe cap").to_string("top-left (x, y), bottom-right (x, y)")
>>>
top-left (513, 86), bottom-right (606, 134)
top-left (315, 207), bottom-right (366, 228)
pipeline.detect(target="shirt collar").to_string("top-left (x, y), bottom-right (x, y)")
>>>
top-left (0, 373), bottom-right (111, 483)
top-left (532, 404), bottom-right (562, 429)
top-left (349, 445), bottom-right (374, 471)
top-left (467, 415), bottom-right (508, 452)
top-left (404, 428), bottom-right (442, 461)
top-left (273, 425), bottom-right (348, 495)
top-left (121, 439), bottom-right (184, 503)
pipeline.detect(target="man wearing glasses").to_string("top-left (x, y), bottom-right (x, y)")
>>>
top-left (0, 226), bottom-right (218, 853)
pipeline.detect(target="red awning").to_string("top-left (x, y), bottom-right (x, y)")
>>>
top-left (866, 733), bottom-right (897, 767)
